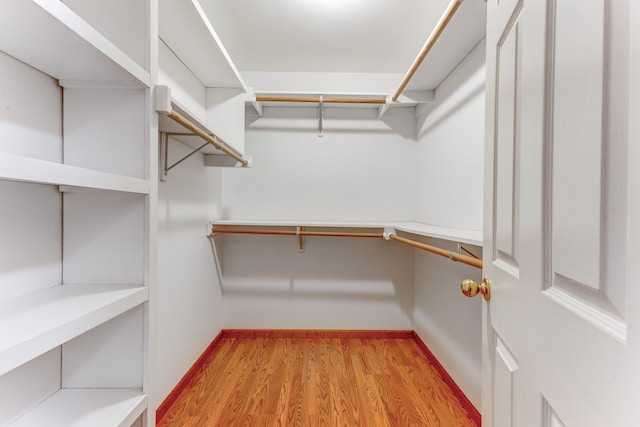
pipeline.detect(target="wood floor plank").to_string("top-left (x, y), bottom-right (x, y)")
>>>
top-left (348, 342), bottom-right (389, 427)
top-left (157, 334), bottom-right (479, 427)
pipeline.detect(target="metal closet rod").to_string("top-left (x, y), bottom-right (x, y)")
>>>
top-left (391, 0), bottom-right (464, 102)
top-left (211, 226), bottom-right (482, 269)
top-left (255, 96), bottom-right (386, 105)
top-left (166, 110), bottom-right (249, 167)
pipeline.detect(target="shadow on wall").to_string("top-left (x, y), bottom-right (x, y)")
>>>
top-left (0, 181), bottom-right (62, 300)
top-left (416, 38), bottom-right (486, 139)
top-left (245, 106), bottom-right (417, 141)
top-left (212, 233), bottom-right (416, 325)
top-left (416, 83), bottom-right (484, 140)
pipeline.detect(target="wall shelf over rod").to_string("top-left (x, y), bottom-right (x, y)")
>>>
top-left (255, 96), bottom-right (386, 105)
top-left (164, 109), bottom-right (249, 166)
top-left (384, 232), bottom-right (482, 269)
top-left (210, 224), bottom-right (482, 269)
top-left (392, 0), bottom-right (464, 102)
top-left (156, 85), bottom-right (251, 180)
top-left (211, 227), bottom-right (384, 239)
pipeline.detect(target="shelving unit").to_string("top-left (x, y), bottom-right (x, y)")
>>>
top-left (158, 0), bottom-right (249, 160)
top-left (393, 222), bottom-right (482, 246)
top-left (158, 99), bottom-right (223, 155)
top-left (210, 219), bottom-right (483, 246)
top-left (0, 0), bottom-right (149, 87)
top-left (158, 0), bottom-right (246, 89)
top-left (209, 219), bottom-right (483, 272)
top-left (0, 0), bottom-right (153, 425)
top-left (157, 94), bottom-right (249, 173)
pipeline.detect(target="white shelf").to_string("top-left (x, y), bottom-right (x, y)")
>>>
top-left (159, 0), bottom-right (246, 89)
top-left (10, 388), bottom-right (146, 427)
top-left (0, 285), bottom-right (148, 376)
top-left (211, 219), bottom-right (389, 229)
top-left (0, 153), bottom-right (150, 194)
top-left (0, 0), bottom-right (149, 87)
top-left (210, 219), bottom-right (483, 246)
top-left (159, 99), bottom-right (244, 157)
top-left (393, 222), bottom-right (483, 246)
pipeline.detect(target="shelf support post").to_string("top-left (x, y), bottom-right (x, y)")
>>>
top-left (318, 96), bottom-right (324, 137)
top-left (297, 226), bottom-right (305, 253)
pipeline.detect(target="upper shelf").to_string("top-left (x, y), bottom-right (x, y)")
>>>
top-left (404, 0), bottom-right (487, 92)
top-left (159, 0), bottom-right (246, 89)
top-left (210, 219), bottom-right (482, 246)
top-left (0, 0), bottom-right (149, 88)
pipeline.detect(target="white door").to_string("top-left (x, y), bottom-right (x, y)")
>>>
top-left (479, 0), bottom-right (640, 426)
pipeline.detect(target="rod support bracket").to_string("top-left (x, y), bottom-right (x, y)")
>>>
top-left (155, 85), bottom-right (171, 115)
top-left (383, 227), bottom-right (396, 240)
top-left (318, 96), bottom-right (324, 137)
top-left (297, 226), bottom-right (305, 253)
top-left (206, 223), bottom-right (215, 237)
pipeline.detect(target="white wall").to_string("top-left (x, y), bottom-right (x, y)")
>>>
top-left (219, 107), bottom-right (417, 329)
top-left (413, 241), bottom-right (483, 408)
top-left (222, 107), bottom-right (417, 221)
top-left (221, 234), bottom-right (415, 330)
top-left (156, 140), bottom-right (225, 403)
top-left (413, 39), bottom-right (486, 409)
top-left (0, 50), bottom-right (62, 162)
top-left (415, 39), bottom-right (486, 230)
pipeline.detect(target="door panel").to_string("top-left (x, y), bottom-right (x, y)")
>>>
top-left (482, 1), bottom-right (529, 424)
top-left (549, 0), bottom-right (604, 291)
top-left (493, 335), bottom-right (518, 427)
top-left (483, 0), bottom-right (639, 425)
top-left (494, 14), bottom-right (520, 272)
top-left (544, 0), bottom-right (628, 342)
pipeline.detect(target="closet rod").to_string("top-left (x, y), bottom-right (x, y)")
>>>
top-left (392, 0), bottom-right (463, 102)
top-left (388, 234), bottom-right (482, 269)
top-left (211, 226), bottom-right (481, 268)
top-left (211, 228), bottom-right (384, 238)
top-left (166, 110), bottom-right (249, 167)
top-left (255, 96), bottom-right (386, 105)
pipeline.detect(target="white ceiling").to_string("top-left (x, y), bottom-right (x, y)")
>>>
top-left (198, 0), bottom-right (486, 91)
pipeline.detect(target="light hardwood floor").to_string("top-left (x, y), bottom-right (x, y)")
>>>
top-left (157, 332), bottom-right (479, 426)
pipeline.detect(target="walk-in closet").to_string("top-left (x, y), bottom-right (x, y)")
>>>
top-left (2, 0), bottom-right (639, 425)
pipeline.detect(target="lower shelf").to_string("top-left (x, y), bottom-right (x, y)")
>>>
top-left (10, 388), bottom-right (147, 427)
top-left (0, 284), bottom-right (148, 376)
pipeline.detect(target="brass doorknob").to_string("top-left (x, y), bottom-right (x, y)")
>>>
top-left (461, 278), bottom-right (491, 301)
